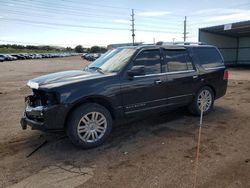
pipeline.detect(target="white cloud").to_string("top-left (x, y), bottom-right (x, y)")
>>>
top-left (193, 8), bottom-right (250, 22)
top-left (207, 11), bottom-right (250, 22)
top-left (137, 11), bottom-right (171, 17)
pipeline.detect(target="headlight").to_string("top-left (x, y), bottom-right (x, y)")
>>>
top-left (27, 81), bottom-right (39, 89)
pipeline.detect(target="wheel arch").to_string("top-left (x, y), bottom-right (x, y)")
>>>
top-left (202, 84), bottom-right (216, 98)
top-left (64, 96), bottom-right (116, 129)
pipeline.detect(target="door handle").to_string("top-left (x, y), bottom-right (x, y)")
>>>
top-left (193, 75), bottom-right (198, 79)
top-left (154, 80), bottom-right (162, 84)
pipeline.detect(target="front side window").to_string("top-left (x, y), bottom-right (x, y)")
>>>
top-left (133, 49), bottom-right (161, 75)
top-left (164, 49), bottom-right (193, 72)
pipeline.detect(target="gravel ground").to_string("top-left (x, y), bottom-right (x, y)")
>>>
top-left (0, 56), bottom-right (249, 188)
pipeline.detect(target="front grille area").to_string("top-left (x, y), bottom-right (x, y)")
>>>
top-left (32, 89), bottom-right (47, 106)
top-left (26, 89), bottom-right (58, 107)
top-left (25, 94), bottom-right (41, 107)
top-left (25, 89), bottom-right (58, 123)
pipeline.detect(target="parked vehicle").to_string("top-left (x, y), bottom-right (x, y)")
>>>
top-left (12, 54), bottom-right (26, 60)
top-left (0, 54), bottom-right (14, 61)
top-left (21, 44), bottom-right (228, 149)
top-left (0, 55), bottom-right (4, 62)
top-left (0, 53), bottom-right (77, 61)
top-left (82, 53), bottom-right (101, 61)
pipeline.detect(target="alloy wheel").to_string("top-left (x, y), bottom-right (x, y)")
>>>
top-left (77, 112), bottom-right (107, 143)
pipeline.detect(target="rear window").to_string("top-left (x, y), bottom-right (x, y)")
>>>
top-left (164, 49), bottom-right (194, 72)
top-left (193, 47), bottom-right (224, 69)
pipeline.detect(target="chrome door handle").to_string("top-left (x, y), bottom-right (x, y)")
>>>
top-left (154, 80), bottom-right (162, 84)
top-left (193, 75), bottom-right (198, 79)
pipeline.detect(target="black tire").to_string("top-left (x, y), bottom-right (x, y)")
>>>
top-left (66, 103), bottom-right (112, 149)
top-left (188, 86), bottom-right (214, 116)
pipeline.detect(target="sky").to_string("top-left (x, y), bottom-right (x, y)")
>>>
top-left (0, 0), bottom-right (250, 48)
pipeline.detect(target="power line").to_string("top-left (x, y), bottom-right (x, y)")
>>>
top-left (1, 10), bottom-right (130, 26)
top-left (2, 10), bottom-right (183, 30)
top-left (0, 0), bottom-right (184, 22)
top-left (0, 18), bottom-right (129, 31)
top-left (0, 40), bottom-right (107, 47)
top-left (0, 0), bottom-right (187, 44)
top-left (1, 17), bottom-right (183, 34)
top-left (0, 19), bottom-right (105, 34)
top-left (0, 3), bottom-right (129, 19)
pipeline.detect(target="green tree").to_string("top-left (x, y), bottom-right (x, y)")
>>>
top-left (89, 46), bottom-right (100, 53)
top-left (74, 45), bottom-right (84, 53)
top-left (66, 47), bottom-right (73, 52)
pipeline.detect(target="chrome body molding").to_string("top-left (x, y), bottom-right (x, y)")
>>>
top-left (204, 66), bottom-right (225, 70)
top-left (134, 70), bottom-right (196, 78)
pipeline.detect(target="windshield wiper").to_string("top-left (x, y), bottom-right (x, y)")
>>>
top-left (87, 66), bottom-right (105, 74)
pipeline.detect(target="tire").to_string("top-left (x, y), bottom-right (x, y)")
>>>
top-left (66, 103), bottom-right (112, 149)
top-left (188, 86), bottom-right (214, 116)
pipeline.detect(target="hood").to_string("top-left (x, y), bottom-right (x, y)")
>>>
top-left (27, 70), bottom-right (111, 89)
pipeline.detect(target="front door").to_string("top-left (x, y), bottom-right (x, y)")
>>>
top-left (120, 49), bottom-right (168, 115)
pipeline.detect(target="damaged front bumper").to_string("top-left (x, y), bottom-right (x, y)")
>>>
top-left (20, 95), bottom-right (67, 131)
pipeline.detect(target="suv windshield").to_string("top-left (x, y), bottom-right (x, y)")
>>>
top-left (86, 48), bottom-right (136, 73)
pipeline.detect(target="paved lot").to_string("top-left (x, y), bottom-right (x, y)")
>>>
top-left (0, 57), bottom-right (249, 188)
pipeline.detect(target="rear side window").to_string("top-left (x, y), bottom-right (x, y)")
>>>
top-left (133, 49), bottom-right (161, 74)
top-left (193, 47), bottom-right (224, 69)
top-left (164, 49), bottom-right (193, 72)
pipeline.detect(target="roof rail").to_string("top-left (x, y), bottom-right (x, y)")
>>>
top-left (174, 42), bottom-right (207, 45)
top-left (156, 41), bottom-right (207, 46)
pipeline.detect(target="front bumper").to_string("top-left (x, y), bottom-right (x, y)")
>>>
top-left (20, 104), bottom-right (67, 131)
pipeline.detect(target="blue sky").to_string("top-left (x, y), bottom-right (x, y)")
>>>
top-left (0, 0), bottom-right (250, 47)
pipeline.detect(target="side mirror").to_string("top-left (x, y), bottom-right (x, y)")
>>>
top-left (127, 65), bottom-right (145, 77)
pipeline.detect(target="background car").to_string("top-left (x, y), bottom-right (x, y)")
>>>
top-left (0, 55), bottom-right (4, 62)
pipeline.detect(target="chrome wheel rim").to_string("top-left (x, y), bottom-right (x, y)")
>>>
top-left (77, 112), bottom-right (107, 143)
top-left (197, 89), bottom-right (212, 112)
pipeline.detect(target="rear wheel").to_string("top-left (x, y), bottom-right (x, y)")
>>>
top-left (66, 103), bottom-right (112, 149)
top-left (188, 86), bottom-right (214, 115)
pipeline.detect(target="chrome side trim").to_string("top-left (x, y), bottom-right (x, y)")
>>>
top-left (125, 97), bottom-right (168, 109)
top-left (124, 93), bottom-right (194, 113)
top-left (168, 93), bottom-right (194, 99)
top-left (134, 70), bottom-right (195, 78)
top-left (125, 103), bottom-right (169, 114)
top-left (204, 66), bottom-right (225, 70)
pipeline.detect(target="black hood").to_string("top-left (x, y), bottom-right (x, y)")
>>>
top-left (27, 70), bottom-right (113, 89)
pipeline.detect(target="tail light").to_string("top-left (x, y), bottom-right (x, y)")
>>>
top-left (223, 70), bottom-right (229, 80)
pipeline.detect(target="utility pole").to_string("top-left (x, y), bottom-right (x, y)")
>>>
top-left (183, 16), bottom-right (188, 42)
top-left (172, 38), bottom-right (176, 44)
top-left (131, 9), bottom-right (135, 46)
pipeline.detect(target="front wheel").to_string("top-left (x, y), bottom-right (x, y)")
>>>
top-left (188, 87), bottom-right (214, 115)
top-left (66, 103), bottom-right (112, 149)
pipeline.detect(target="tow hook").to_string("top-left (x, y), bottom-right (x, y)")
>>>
top-left (20, 117), bottom-right (27, 130)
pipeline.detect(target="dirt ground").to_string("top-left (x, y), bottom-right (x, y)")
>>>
top-left (0, 56), bottom-right (249, 188)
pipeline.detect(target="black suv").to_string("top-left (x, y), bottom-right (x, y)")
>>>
top-left (21, 44), bottom-right (228, 148)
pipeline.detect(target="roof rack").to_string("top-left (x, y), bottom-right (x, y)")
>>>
top-left (156, 41), bottom-right (207, 46)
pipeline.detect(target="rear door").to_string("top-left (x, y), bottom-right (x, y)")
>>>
top-left (163, 48), bottom-right (200, 106)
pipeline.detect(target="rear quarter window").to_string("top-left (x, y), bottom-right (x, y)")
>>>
top-left (193, 47), bottom-right (224, 69)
